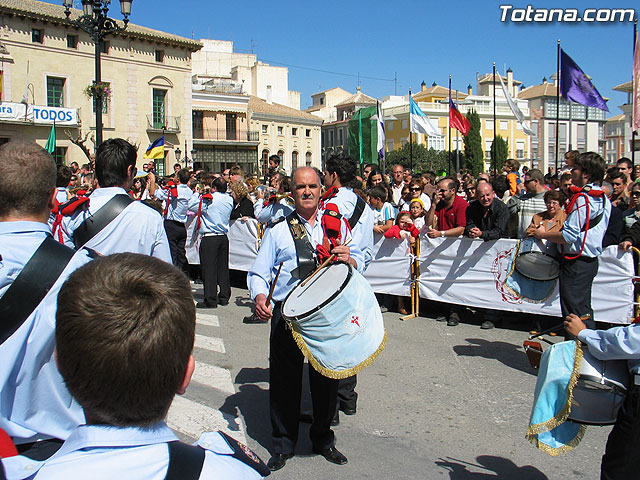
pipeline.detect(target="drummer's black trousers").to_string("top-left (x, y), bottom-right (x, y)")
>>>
top-left (601, 385), bottom-right (640, 480)
top-left (269, 305), bottom-right (338, 455)
top-left (559, 256), bottom-right (597, 328)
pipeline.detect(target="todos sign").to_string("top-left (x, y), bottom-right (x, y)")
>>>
top-left (0, 102), bottom-right (78, 126)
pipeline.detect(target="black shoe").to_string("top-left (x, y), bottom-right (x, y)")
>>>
top-left (193, 279), bottom-right (203, 284)
top-left (267, 453), bottom-right (294, 472)
top-left (447, 313), bottom-right (460, 327)
top-left (339, 405), bottom-right (356, 416)
top-left (313, 446), bottom-right (348, 465)
top-left (196, 302), bottom-right (216, 309)
top-left (435, 315), bottom-right (447, 322)
top-left (481, 320), bottom-right (495, 330)
top-left (243, 314), bottom-right (267, 324)
top-left (219, 300), bottom-right (229, 306)
top-left (331, 411), bottom-right (340, 426)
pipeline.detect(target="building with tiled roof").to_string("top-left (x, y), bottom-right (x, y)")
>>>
top-left (611, 80), bottom-right (638, 158)
top-left (0, 0), bottom-right (201, 173)
top-left (248, 96), bottom-right (322, 174)
top-left (306, 87), bottom-right (352, 122)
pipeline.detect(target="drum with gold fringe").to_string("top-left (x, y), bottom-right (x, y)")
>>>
top-left (282, 262), bottom-right (386, 379)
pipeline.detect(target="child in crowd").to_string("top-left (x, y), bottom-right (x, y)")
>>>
top-left (409, 199), bottom-right (426, 230)
top-left (368, 185), bottom-right (395, 235)
top-left (503, 159), bottom-right (523, 197)
top-left (384, 211), bottom-right (420, 244)
top-left (0, 253), bottom-right (267, 479)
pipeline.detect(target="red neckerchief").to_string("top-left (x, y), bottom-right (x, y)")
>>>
top-left (320, 186), bottom-right (339, 209)
top-left (196, 193), bottom-right (213, 231)
top-left (51, 196), bottom-right (90, 244)
top-left (562, 185), bottom-right (605, 260)
top-left (162, 181), bottom-right (179, 216)
top-left (263, 194), bottom-right (278, 208)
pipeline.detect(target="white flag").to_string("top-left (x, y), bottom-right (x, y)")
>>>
top-left (376, 100), bottom-right (385, 159)
top-left (498, 70), bottom-right (534, 136)
top-left (410, 97), bottom-right (441, 137)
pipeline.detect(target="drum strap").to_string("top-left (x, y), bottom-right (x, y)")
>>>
top-left (348, 195), bottom-right (366, 229)
top-left (286, 211), bottom-right (317, 279)
top-left (73, 194), bottom-right (134, 249)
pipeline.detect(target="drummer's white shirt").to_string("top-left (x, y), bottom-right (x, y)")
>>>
top-left (247, 208), bottom-right (364, 304)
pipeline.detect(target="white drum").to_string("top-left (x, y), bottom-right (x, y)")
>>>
top-left (568, 347), bottom-right (629, 426)
top-left (515, 237), bottom-right (560, 281)
top-left (282, 262), bottom-right (386, 379)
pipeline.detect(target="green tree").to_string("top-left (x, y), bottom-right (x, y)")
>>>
top-left (490, 135), bottom-right (508, 173)
top-left (385, 142), bottom-right (450, 174)
top-left (463, 110), bottom-right (484, 175)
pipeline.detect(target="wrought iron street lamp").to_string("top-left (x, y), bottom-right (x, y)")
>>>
top-left (174, 141), bottom-right (197, 168)
top-left (62, 0), bottom-right (132, 148)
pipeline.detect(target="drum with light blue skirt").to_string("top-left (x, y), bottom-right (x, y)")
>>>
top-left (282, 262), bottom-right (386, 379)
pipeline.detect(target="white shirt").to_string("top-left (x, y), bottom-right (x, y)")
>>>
top-left (61, 187), bottom-right (171, 262)
top-left (1, 423), bottom-right (264, 480)
top-left (154, 183), bottom-right (194, 223)
top-left (187, 191), bottom-right (234, 235)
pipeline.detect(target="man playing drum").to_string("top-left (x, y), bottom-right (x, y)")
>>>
top-left (247, 167), bottom-right (364, 471)
top-left (565, 314), bottom-right (640, 479)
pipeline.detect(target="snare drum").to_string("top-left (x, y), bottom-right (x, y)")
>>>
top-left (515, 237), bottom-right (560, 281)
top-left (568, 346), bottom-right (629, 426)
top-left (282, 262), bottom-right (386, 379)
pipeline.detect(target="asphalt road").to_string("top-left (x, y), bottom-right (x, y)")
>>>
top-left (182, 278), bottom-right (610, 479)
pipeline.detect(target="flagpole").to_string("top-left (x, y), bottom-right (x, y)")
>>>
top-left (492, 62), bottom-right (496, 176)
top-left (633, 19), bottom-right (637, 166)
top-left (456, 89), bottom-right (460, 173)
top-left (568, 101), bottom-right (573, 151)
top-left (409, 88), bottom-right (413, 173)
top-left (555, 40), bottom-right (561, 175)
top-left (448, 76), bottom-right (452, 175)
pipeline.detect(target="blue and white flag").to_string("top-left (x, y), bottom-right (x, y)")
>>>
top-left (376, 100), bottom-right (385, 159)
top-left (410, 97), bottom-right (441, 137)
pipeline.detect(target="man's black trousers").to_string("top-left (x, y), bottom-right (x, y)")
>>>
top-left (559, 256), bottom-right (598, 329)
top-left (269, 305), bottom-right (338, 455)
top-left (164, 219), bottom-right (188, 274)
top-left (199, 234), bottom-right (230, 307)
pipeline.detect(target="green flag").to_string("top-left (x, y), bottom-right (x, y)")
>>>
top-left (45, 123), bottom-right (55, 154)
top-left (347, 106), bottom-right (378, 165)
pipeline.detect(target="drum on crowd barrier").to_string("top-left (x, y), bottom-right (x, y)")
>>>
top-left (568, 346), bottom-right (629, 426)
top-left (282, 262), bottom-right (386, 379)
top-left (515, 237), bottom-right (560, 281)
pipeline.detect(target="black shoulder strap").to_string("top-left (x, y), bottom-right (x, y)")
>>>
top-left (73, 194), bottom-right (134, 249)
top-left (349, 195), bottom-right (366, 229)
top-left (217, 431), bottom-right (270, 476)
top-left (0, 237), bottom-right (75, 345)
top-left (286, 211), bottom-right (317, 279)
top-left (580, 196), bottom-right (607, 233)
top-left (165, 441), bottom-right (205, 480)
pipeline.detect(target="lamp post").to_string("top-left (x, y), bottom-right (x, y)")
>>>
top-left (62, 0), bottom-right (132, 148)
top-left (174, 140), bottom-right (196, 168)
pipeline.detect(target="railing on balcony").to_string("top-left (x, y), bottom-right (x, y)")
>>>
top-left (147, 115), bottom-right (180, 132)
top-left (193, 128), bottom-right (260, 142)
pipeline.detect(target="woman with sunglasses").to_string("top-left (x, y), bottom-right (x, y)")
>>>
top-left (398, 178), bottom-right (431, 212)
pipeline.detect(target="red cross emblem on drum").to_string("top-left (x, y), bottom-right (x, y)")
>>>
top-left (344, 311), bottom-right (365, 334)
top-left (351, 315), bottom-right (360, 327)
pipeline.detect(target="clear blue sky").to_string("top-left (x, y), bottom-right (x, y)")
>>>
top-left (52, 0), bottom-right (636, 116)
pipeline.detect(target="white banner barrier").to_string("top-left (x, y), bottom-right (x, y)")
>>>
top-left (219, 221), bottom-right (635, 323)
top-left (418, 236), bottom-right (635, 325)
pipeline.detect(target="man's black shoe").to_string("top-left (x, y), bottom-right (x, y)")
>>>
top-left (267, 453), bottom-right (294, 471)
top-left (196, 302), bottom-right (216, 309)
top-left (219, 300), bottom-right (229, 306)
top-left (339, 405), bottom-right (356, 416)
top-left (331, 411), bottom-right (340, 426)
top-left (313, 446), bottom-right (348, 465)
top-left (243, 314), bottom-right (267, 324)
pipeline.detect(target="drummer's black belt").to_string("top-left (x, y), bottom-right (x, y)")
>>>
top-left (286, 211), bottom-right (317, 279)
top-left (349, 195), bottom-right (366, 229)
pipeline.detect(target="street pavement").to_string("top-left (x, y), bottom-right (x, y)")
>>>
top-left (170, 280), bottom-right (610, 479)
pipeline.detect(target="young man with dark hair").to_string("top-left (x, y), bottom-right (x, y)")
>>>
top-left (60, 138), bottom-right (170, 261)
top-left (616, 157), bottom-right (633, 185)
top-left (534, 152), bottom-right (610, 330)
top-left (188, 176), bottom-right (234, 308)
top-left (0, 254), bottom-right (267, 478)
top-left (0, 140), bottom-right (93, 452)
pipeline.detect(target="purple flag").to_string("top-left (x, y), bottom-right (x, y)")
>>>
top-left (560, 49), bottom-right (608, 111)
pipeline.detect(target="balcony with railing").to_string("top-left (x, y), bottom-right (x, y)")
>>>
top-left (193, 128), bottom-right (260, 143)
top-left (147, 115), bottom-right (181, 132)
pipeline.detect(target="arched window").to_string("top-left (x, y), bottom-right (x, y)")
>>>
top-left (292, 151), bottom-right (298, 170)
top-left (277, 150), bottom-right (284, 162)
top-left (261, 149), bottom-right (269, 175)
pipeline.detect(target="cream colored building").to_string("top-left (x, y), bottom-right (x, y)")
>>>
top-left (192, 39), bottom-right (300, 110)
top-left (0, 0), bottom-right (201, 174)
top-left (248, 95), bottom-right (322, 175)
top-left (305, 87), bottom-right (352, 122)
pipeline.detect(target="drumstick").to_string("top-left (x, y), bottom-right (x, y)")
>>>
top-left (528, 314), bottom-right (591, 340)
top-left (266, 262), bottom-right (284, 305)
top-left (299, 238), bottom-right (352, 288)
